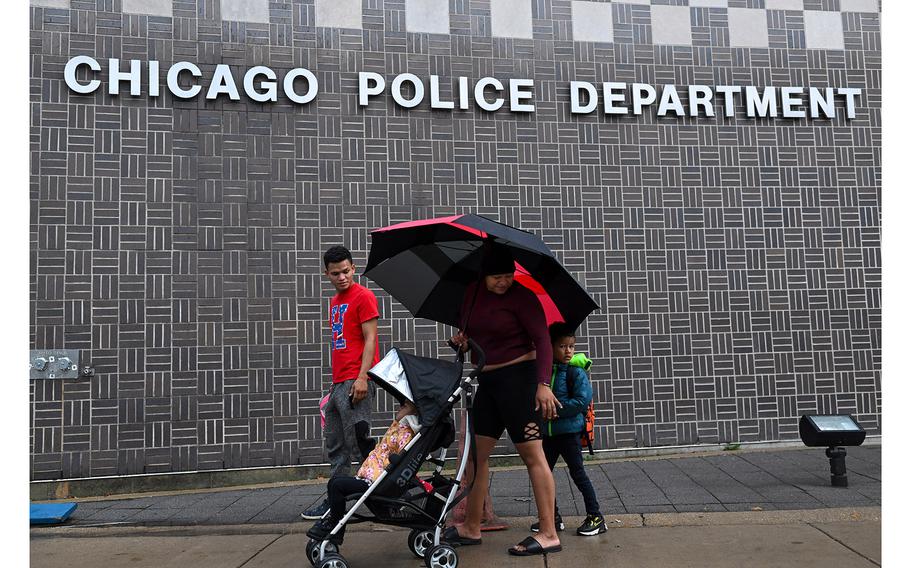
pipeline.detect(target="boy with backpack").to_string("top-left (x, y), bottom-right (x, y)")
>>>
top-left (531, 323), bottom-right (606, 536)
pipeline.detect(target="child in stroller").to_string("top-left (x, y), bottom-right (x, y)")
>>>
top-left (304, 343), bottom-right (485, 568)
top-left (307, 400), bottom-right (421, 545)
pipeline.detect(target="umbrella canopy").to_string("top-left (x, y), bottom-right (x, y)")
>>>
top-left (363, 214), bottom-right (599, 331)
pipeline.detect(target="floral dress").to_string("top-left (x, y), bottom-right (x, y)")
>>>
top-left (356, 418), bottom-right (416, 484)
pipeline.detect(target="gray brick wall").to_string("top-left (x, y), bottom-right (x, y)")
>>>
top-left (29, 0), bottom-right (881, 480)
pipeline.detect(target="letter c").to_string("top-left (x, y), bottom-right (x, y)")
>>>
top-left (166, 61), bottom-right (202, 99)
top-left (64, 56), bottom-right (101, 94)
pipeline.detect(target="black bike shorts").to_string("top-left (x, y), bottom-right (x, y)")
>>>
top-left (471, 360), bottom-right (542, 444)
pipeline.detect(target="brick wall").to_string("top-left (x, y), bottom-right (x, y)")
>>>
top-left (29, 0), bottom-right (881, 480)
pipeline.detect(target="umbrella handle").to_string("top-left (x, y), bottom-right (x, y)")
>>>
top-left (448, 339), bottom-right (469, 375)
top-left (466, 339), bottom-right (485, 374)
top-left (448, 338), bottom-right (486, 375)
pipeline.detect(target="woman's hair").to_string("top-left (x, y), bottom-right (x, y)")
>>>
top-left (480, 243), bottom-right (515, 275)
top-left (323, 245), bottom-right (353, 268)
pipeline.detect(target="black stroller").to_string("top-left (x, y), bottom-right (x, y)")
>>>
top-left (306, 340), bottom-right (485, 568)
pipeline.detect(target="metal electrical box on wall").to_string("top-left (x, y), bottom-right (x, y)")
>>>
top-left (29, 350), bottom-right (81, 380)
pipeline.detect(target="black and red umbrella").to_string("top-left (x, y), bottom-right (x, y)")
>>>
top-left (363, 214), bottom-right (598, 331)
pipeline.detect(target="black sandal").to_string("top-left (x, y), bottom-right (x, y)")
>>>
top-left (442, 526), bottom-right (482, 547)
top-left (508, 535), bottom-right (562, 556)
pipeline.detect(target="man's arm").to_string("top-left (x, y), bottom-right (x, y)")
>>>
top-left (350, 316), bottom-right (378, 405)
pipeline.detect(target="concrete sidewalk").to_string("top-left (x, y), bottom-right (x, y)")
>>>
top-left (29, 445), bottom-right (882, 567)
top-left (37, 444), bottom-right (881, 527)
top-left (30, 509), bottom-right (882, 568)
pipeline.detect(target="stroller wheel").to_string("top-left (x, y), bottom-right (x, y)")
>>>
top-left (424, 544), bottom-right (458, 568)
top-left (318, 553), bottom-right (349, 568)
top-left (408, 529), bottom-right (435, 558)
top-left (306, 539), bottom-right (338, 567)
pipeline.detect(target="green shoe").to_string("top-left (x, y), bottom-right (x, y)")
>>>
top-left (577, 514), bottom-right (607, 536)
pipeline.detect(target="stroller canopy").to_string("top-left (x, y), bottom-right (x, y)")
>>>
top-left (368, 348), bottom-right (462, 427)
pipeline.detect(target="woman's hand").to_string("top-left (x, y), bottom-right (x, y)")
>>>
top-left (449, 331), bottom-right (470, 352)
top-left (535, 384), bottom-right (562, 420)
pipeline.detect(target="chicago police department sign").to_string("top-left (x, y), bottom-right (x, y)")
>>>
top-left (64, 56), bottom-right (863, 120)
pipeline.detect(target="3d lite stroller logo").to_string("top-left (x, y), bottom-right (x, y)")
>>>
top-left (396, 450), bottom-right (426, 488)
top-left (331, 305), bottom-right (348, 350)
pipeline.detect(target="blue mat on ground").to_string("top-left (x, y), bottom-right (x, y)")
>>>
top-left (30, 503), bottom-right (77, 525)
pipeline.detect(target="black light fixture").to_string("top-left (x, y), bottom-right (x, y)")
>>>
top-left (798, 415), bottom-right (866, 487)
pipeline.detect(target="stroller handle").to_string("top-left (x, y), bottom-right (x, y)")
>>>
top-left (449, 337), bottom-right (486, 374)
top-left (465, 338), bottom-right (485, 373)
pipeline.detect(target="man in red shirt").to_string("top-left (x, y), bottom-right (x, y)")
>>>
top-left (302, 245), bottom-right (381, 519)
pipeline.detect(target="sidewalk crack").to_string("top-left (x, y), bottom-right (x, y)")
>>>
top-left (599, 463), bottom-right (629, 514)
top-left (635, 460), bottom-right (675, 511)
top-left (808, 523), bottom-right (880, 567)
top-left (236, 533), bottom-right (285, 568)
top-left (665, 457), bottom-right (725, 512)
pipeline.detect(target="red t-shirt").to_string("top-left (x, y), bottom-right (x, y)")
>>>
top-left (329, 282), bottom-right (381, 383)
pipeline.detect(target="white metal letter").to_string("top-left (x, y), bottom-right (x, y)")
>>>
top-left (64, 55), bottom-right (101, 94)
top-left (458, 76), bottom-right (469, 110)
top-left (570, 81), bottom-right (597, 114)
top-left (715, 85), bottom-right (741, 118)
top-left (632, 83), bottom-right (656, 115)
top-left (283, 68), bottom-right (319, 104)
top-left (509, 79), bottom-right (535, 112)
top-left (167, 61), bottom-right (202, 99)
top-left (359, 72), bottom-right (385, 106)
top-left (108, 58), bottom-right (142, 96)
top-left (837, 87), bottom-right (861, 119)
top-left (809, 87), bottom-right (835, 119)
top-left (688, 85), bottom-right (715, 117)
top-left (745, 86), bottom-right (778, 118)
top-left (391, 73), bottom-right (425, 108)
top-left (781, 86), bottom-right (805, 118)
top-left (602, 82), bottom-right (628, 115)
top-left (148, 60), bottom-right (160, 97)
top-left (474, 77), bottom-right (504, 112)
top-left (429, 75), bottom-right (455, 109)
top-left (657, 85), bottom-right (685, 117)
top-left (243, 66), bottom-right (277, 102)
top-left (206, 64), bottom-right (241, 100)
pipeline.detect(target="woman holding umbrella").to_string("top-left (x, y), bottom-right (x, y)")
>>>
top-left (445, 243), bottom-right (563, 556)
top-left (364, 214), bottom-right (599, 556)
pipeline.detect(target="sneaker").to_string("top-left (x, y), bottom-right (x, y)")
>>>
top-left (577, 514), bottom-right (607, 536)
top-left (307, 516), bottom-right (345, 545)
top-left (530, 515), bottom-right (565, 533)
top-left (300, 499), bottom-right (330, 520)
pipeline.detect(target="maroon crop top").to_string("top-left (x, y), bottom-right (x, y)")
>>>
top-left (460, 281), bottom-right (553, 384)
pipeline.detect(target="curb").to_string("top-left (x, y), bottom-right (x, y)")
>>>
top-left (30, 440), bottom-right (881, 503)
top-left (30, 507), bottom-right (881, 539)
